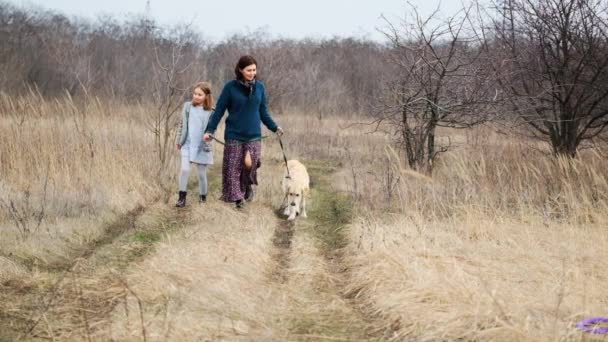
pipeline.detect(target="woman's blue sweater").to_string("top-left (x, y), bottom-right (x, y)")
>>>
top-left (205, 80), bottom-right (278, 141)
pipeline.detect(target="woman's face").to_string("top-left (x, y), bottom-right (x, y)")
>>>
top-left (240, 64), bottom-right (257, 81)
top-left (192, 87), bottom-right (206, 105)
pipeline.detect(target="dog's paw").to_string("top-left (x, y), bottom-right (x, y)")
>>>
top-left (301, 212), bottom-right (307, 218)
top-left (287, 214), bottom-right (296, 221)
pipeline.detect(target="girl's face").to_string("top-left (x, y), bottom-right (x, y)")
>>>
top-left (240, 64), bottom-right (257, 81)
top-left (192, 87), bottom-right (206, 105)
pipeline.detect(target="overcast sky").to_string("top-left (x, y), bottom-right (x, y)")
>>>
top-left (8, 0), bottom-right (468, 42)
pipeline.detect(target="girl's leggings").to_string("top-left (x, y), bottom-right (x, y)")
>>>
top-left (179, 158), bottom-right (208, 195)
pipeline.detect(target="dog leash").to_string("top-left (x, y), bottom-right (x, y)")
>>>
top-left (278, 134), bottom-right (291, 209)
top-left (277, 135), bottom-right (291, 179)
top-left (210, 135), bottom-right (268, 146)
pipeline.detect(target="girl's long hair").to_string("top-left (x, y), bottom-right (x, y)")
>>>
top-left (193, 82), bottom-right (214, 110)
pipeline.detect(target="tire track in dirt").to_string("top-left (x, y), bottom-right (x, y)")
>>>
top-left (261, 161), bottom-right (394, 341)
top-left (305, 188), bottom-right (379, 340)
top-left (269, 215), bottom-right (295, 283)
top-left (0, 203), bottom-right (188, 341)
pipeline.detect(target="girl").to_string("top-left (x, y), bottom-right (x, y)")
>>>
top-left (204, 55), bottom-right (283, 209)
top-left (175, 82), bottom-right (214, 207)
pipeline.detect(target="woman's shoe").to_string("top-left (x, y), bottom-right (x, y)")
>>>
top-left (175, 191), bottom-right (187, 208)
top-left (199, 194), bottom-right (207, 203)
top-left (235, 199), bottom-right (244, 209)
top-left (245, 185), bottom-right (254, 202)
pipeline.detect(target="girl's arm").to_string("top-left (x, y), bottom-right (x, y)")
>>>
top-left (205, 82), bottom-right (231, 135)
top-left (175, 103), bottom-right (188, 148)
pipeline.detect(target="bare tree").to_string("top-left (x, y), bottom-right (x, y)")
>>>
top-left (0, 3), bottom-right (392, 116)
top-left (377, 4), bottom-right (496, 173)
top-left (490, 0), bottom-right (608, 156)
top-left (148, 27), bottom-right (197, 184)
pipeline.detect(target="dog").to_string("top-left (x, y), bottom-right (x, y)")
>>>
top-left (281, 160), bottom-right (310, 221)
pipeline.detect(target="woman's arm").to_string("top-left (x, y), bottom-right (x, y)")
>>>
top-left (259, 83), bottom-right (279, 132)
top-left (205, 82), bottom-right (231, 135)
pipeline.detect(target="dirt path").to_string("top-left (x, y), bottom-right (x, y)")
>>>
top-left (264, 161), bottom-right (390, 341)
top-left (1, 161), bottom-right (391, 341)
top-left (269, 218), bottom-right (295, 284)
top-left (0, 203), bottom-right (188, 341)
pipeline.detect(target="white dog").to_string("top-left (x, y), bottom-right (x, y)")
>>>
top-left (281, 160), bottom-right (310, 221)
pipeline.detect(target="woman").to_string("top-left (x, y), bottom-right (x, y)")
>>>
top-left (204, 55), bottom-right (283, 208)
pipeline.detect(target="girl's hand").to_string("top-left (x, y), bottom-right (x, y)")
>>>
top-left (276, 127), bottom-right (284, 136)
top-left (203, 133), bottom-right (213, 142)
top-left (176, 144), bottom-right (181, 150)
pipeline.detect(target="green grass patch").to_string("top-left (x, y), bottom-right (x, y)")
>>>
top-left (308, 188), bottom-right (353, 252)
top-left (132, 231), bottom-right (161, 244)
top-left (303, 159), bottom-right (354, 253)
top-left (303, 159), bottom-right (340, 180)
top-left (92, 205), bottom-right (145, 250)
top-left (289, 315), bottom-right (349, 338)
top-left (288, 305), bottom-right (375, 341)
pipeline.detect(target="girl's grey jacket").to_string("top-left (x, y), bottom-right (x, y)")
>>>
top-left (175, 102), bottom-right (214, 165)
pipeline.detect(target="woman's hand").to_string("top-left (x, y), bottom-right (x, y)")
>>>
top-left (276, 127), bottom-right (284, 136)
top-left (203, 133), bottom-right (213, 142)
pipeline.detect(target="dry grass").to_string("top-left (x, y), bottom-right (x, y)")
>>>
top-left (328, 125), bottom-right (608, 224)
top-left (101, 201), bottom-right (284, 340)
top-left (1, 94), bottom-right (607, 341)
top-left (97, 201), bottom-right (370, 340)
top-left (318, 120), bottom-right (608, 341)
top-left (0, 91), bottom-right (171, 277)
top-left (273, 113), bottom-right (608, 340)
top-left (346, 214), bottom-right (608, 341)
top-left (0, 202), bottom-right (185, 340)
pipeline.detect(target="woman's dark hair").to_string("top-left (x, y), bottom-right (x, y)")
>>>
top-left (234, 55), bottom-right (258, 80)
